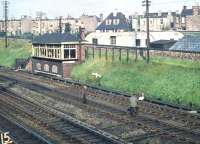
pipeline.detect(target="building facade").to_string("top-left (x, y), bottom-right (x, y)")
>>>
top-left (96, 12), bottom-right (131, 33)
top-left (179, 5), bottom-right (200, 31)
top-left (131, 12), bottom-right (178, 32)
top-left (85, 11), bottom-right (183, 47)
top-left (32, 33), bottom-right (85, 78)
top-left (80, 15), bottom-right (99, 33)
top-left (0, 15), bottom-right (100, 36)
top-left (86, 31), bottom-right (183, 47)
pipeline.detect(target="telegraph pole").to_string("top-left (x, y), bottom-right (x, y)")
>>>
top-left (142, 0), bottom-right (151, 63)
top-left (2, 0), bottom-right (8, 48)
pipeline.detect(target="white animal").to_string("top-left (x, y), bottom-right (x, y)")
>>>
top-left (92, 73), bottom-right (102, 78)
top-left (188, 111), bottom-right (197, 114)
top-left (138, 96), bottom-right (145, 101)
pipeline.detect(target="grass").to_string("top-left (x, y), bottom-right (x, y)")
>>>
top-left (0, 39), bottom-right (32, 67)
top-left (71, 56), bottom-right (200, 109)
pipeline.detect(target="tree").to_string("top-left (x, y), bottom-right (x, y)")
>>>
top-left (64, 23), bottom-right (71, 33)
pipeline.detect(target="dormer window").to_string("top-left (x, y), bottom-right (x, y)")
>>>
top-left (106, 19), bottom-right (112, 25)
top-left (114, 19), bottom-right (119, 25)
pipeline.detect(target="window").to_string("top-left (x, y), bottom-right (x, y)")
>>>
top-left (114, 19), bottom-right (119, 25)
top-left (64, 49), bottom-right (70, 58)
top-left (160, 19), bottom-right (163, 24)
top-left (70, 49), bottom-right (76, 58)
top-left (182, 17), bottom-right (185, 24)
top-left (64, 45), bottom-right (76, 59)
top-left (44, 64), bottom-right (49, 72)
top-left (92, 38), bottom-right (98, 45)
top-left (106, 19), bottom-right (111, 25)
top-left (55, 49), bottom-right (57, 58)
top-left (110, 36), bottom-right (116, 45)
top-left (170, 22), bottom-right (174, 28)
top-left (47, 49), bottom-right (54, 57)
top-left (64, 44), bottom-right (76, 48)
top-left (143, 21), bottom-right (146, 26)
top-left (136, 39), bottom-right (141, 47)
top-left (52, 65), bottom-right (58, 74)
top-left (36, 63), bottom-right (41, 70)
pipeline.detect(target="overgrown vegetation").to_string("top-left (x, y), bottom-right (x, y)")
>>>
top-left (71, 56), bottom-right (200, 109)
top-left (0, 39), bottom-right (32, 67)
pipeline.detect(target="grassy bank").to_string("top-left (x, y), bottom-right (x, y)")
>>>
top-left (0, 39), bottom-right (32, 67)
top-left (71, 57), bottom-right (200, 108)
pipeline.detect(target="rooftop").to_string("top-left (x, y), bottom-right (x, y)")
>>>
top-left (170, 35), bottom-right (200, 52)
top-left (96, 12), bottom-right (131, 31)
top-left (148, 12), bottom-right (177, 18)
top-left (32, 33), bottom-right (80, 44)
top-left (181, 8), bottom-right (193, 16)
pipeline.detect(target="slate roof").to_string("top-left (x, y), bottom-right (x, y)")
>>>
top-left (146, 12), bottom-right (177, 18)
top-left (135, 12), bottom-right (178, 19)
top-left (150, 40), bottom-right (177, 50)
top-left (170, 35), bottom-right (200, 52)
top-left (181, 8), bottom-right (193, 16)
top-left (151, 40), bottom-right (177, 45)
top-left (96, 12), bottom-right (131, 31)
top-left (32, 33), bottom-right (80, 44)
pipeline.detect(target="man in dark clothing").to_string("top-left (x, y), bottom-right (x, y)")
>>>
top-left (128, 96), bottom-right (138, 116)
top-left (82, 86), bottom-right (87, 104)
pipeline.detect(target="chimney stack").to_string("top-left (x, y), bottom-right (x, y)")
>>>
top-left (100, 13), bottom-right (103, 22)
top-left (192, 3), bottom-right (200, 16)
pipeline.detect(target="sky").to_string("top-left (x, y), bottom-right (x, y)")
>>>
top-left (1, 0), bottom-right (199, 19)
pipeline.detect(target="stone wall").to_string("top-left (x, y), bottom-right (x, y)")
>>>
top-left (150, 50), bottom-right (200, 61)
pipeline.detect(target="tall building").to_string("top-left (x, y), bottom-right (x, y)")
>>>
top-left (0, 14), bottom-right (100, 36)
top-left (21, 15), bottom-right (32, 34)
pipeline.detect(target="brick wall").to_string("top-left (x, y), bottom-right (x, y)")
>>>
top-left (77, 45), bottom-right (86, 62)
top-left (62, 62), bottom-right (76, 78)
top-left (25, 59), bottom-right (33, 72)
top-left (32, 58), bottom-right (63, 77)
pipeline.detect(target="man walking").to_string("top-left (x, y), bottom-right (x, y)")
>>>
top-left (128, 96), bottom-right (138, 116)
top-left (82, 86), bottom-right (87, 104)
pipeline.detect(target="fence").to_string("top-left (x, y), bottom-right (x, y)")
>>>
top-left (83, 44), bottom-right (200, 62)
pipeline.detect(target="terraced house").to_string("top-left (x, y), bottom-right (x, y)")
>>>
top-left (32, 33), bottom-right (85, 78)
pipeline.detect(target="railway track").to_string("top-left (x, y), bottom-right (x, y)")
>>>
top-left (1, 71), bottom-right (200, 128)
top-left (0, 88), bottom-right (124, 144)
top-left (0, 73), bottom-right (200, 143)
top-left (0, 113), bottom-right (51, 144)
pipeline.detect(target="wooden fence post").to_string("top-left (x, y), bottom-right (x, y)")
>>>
top-left (112, 47), bottom-right (114, 62)
top-left (99, 47), bottom-right (101, 59)
top-left (119, 48), bottom-right (121, 61)
top-left (86, 47), bottom-right (89, 59)
top-left (127, 48), bottom-right (129, 62)
top-left (92, 46), bottom-right (95, 59)
top-left (135, 48), bottom-right (138, 62)
top-left (106, 47), bottom-right (108, 60)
